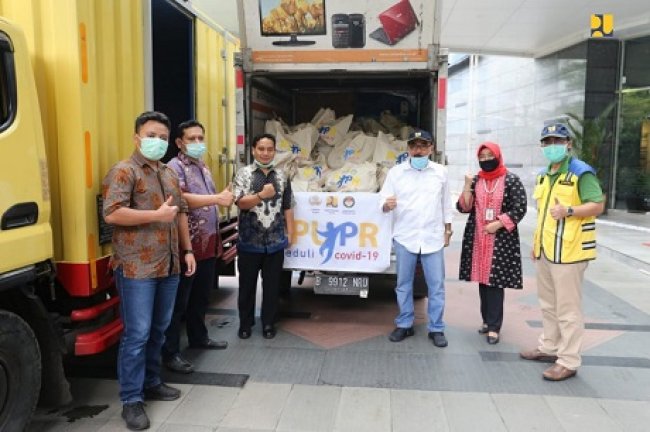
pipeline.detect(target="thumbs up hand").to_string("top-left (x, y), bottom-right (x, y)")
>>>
top-left (216, 183), bottom-right (235, 207)
top-left (157, 195), bottom-right (179, 223)
top-left (549, 197), bottom-right (568, 220)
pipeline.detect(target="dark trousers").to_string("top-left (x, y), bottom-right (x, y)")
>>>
top-left (163, 257), bottom-right (216, 358)
top-left (237, 249), bottom-right (284, 329)
top-left (479, 283), bottom-right (504, 332)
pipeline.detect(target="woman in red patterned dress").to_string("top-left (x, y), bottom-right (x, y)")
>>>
top-left (457, 142), bottom-right (527, 344)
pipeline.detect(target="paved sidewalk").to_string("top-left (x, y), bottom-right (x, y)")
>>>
top-left (28, 380), bottom-right (650, 432)
top-left (594, 209), bottom-right (650, 275)
top-left (28, 209), bottom-right (650, 432)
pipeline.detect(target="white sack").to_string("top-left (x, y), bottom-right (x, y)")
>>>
top-left (327, 132), bottom-right (375, 170)
top-left (323, 162), bottom-right (378, 192)
top-left (311, 107), bottom-right (336, 128)
top-left (318, 114), bottom-right (353, 147)
top-left (372, 131), bottom-right (409, 166)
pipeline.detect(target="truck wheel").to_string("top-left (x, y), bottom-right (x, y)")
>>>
top-left (0, 310), bottom-right (41, 432)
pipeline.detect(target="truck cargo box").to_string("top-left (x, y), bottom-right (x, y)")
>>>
top-left (236, 0), bottom-right (447, 296)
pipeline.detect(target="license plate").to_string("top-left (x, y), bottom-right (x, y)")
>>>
top-left (313, 274), bottom-right (369, 297)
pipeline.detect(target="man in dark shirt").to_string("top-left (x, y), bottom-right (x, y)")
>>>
top-left (233, 133), bottom-right (295, 339)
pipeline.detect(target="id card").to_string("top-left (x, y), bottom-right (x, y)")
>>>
top-left (485, 208), bottom-right (495, 221)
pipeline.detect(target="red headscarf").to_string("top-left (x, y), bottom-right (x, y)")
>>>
top-left (477, 141), bottom-right (507, 180)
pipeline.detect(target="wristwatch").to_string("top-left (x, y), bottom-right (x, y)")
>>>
top-left (566, 206), bottom-right (574, 217)
top-left (182, 249), bottom-right (194, 256)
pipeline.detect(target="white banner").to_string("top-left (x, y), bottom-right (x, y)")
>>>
top-left (284, 192), bottom-right (392, 272)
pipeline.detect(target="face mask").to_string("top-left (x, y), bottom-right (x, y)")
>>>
top-left (542, 144), bottom-right (568, 163)
top-left (139, 137), bottom-right (168, 161)
top-left (255, 159), bottom-right (274, 169)
top-left (479, 158), bottom-right (499, 172)
top-left (185, 142), bottom-right (206, 159)
top-left (410, 156), bottom-right (429, 170)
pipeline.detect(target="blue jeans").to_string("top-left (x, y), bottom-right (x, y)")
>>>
top-left (393, 240), bottom-right (446, 332)
top-left (115, 267), bottom-right (179, 403)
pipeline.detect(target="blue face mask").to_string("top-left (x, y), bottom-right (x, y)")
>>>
top-left (542, 144), bottom-right (568, 163)
top-left (139, 137), bottom-right (168, 161)
top-left (410, 156), bottom-right (429, 170)
top-left (185, 142), bottom-right (206, 159)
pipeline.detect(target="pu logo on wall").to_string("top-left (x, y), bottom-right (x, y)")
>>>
top-left (591, 14), bottom-right (614, 38)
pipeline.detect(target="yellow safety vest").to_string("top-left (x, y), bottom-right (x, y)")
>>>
top-left (532, 159), bottom-right (597, 263)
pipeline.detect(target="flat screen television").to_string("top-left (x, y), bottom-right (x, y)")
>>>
top-left (259, 0), bottom-right (326, 46)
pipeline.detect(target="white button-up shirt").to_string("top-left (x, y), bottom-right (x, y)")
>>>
top-left (379, 160), bottom-right (454, 254)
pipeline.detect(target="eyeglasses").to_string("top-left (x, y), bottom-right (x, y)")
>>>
top-left (541, 137), bottom-right (569, 146)
top-left (408, 143), bottom-right (432, 150)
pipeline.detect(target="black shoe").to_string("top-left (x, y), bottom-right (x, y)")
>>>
top-left (164, 354), bottom-right (194, 374)
top-left (262, 324), bottom-right (276, 339)
top-left (144, 383), bottom-right (181, 401)
top-left (238, 327), bottom-right (251, 339)
top-left (122, 402), bottom-right (150, 430)
top-left (189, 338), bottom-right (228, 350)
top-left (487, 332), bottom-right (500, 345)
top-left (428, 331), bottom-right (448, 348)
top-left (389, 327), bottom-right (414, 342)
top-left (478, 324), bottom-right (488, 334)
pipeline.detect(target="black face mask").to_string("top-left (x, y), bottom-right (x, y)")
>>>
top-left (479, 158), bottom-right (499, 172)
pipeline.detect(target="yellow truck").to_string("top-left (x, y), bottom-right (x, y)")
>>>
top-left (0, 1), bottom-right (238, 429)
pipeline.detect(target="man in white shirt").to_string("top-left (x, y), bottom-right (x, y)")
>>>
top-left (380, 129), bottom-right (454, 347)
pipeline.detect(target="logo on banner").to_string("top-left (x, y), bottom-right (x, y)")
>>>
top-left (291, 219), bottom-right (380, 264)
top-left (319, 222), bottom-right (358, 263)
top-left (343, 196), bottom-right (355, 208)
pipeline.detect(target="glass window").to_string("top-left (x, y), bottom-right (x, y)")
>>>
top-left (615, 88), bottom-right (650, 212)
top-left (623, 36), bottom-right (650, 89)
top-left (0, 31), bottom-right (17, 132)
top-left (614, 36), bottom-right (650, 211)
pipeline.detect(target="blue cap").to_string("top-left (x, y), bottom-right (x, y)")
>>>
top-left (541, 123), bottom-right (571, 140)
top-left (407, 129), bottom-right (433, 143)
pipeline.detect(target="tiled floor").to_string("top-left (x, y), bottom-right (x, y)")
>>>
top-left (26, 211), bottom-right (650, 431)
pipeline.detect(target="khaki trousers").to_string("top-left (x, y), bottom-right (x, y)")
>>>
top-left (535, 254), bottom-right (588, 369)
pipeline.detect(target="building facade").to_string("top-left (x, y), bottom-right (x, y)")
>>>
top-left (446, 36), bottom-right (650, 212)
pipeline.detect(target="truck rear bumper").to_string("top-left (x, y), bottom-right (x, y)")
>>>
top-left (71, 296), bottom-right (122, 356)
top-left (74, 318), bottom-right (122, 356)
